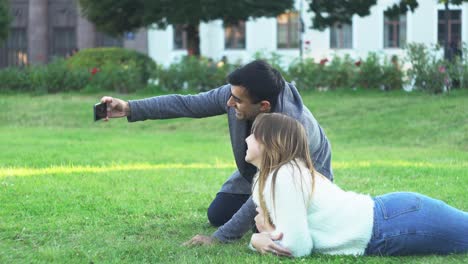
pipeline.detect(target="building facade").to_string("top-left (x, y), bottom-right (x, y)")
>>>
top-left (148, 0), bottom-right (468, 66)
top-left (0, 0), bottom-right (148, 68)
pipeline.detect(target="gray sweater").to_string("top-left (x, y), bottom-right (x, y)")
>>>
top-left (127, 83), bottom-right (333, 242)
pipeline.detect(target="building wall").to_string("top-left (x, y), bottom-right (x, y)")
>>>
top-left (0, 0), bottom-right (148, 68)
top-left (148, 0), bottom-right (468, 67)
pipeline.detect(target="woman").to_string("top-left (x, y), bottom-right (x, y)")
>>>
top-left (246, 113), bottom-right (468, 257)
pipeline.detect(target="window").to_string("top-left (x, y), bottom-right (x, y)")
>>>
top-left (225, 21), bottom-right (246, 49)
top-left (173, 25), bottom-right (187, 50)
top-left (438, 10), bottom-right (461, 47)
top-left (384, 14), bottom-right (406, 48)
top-left (277, 11), bottom-right (300, 49)
top-left (50, 27), bottom-right (76, 58)
top-left (48, 1), bottom-right (77, 59)
top-left (0, 1), bottom-right (28, 68)
top-left (330, 23), bottom-right (352, 49)
top-left (0, 28), bottom-right (28, 68)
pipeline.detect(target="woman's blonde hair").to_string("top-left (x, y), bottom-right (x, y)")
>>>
top-left (251, 113), bottom-right (316, 226)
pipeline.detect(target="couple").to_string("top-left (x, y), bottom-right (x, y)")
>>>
top-left (101, 60), bottom-right (467, 257)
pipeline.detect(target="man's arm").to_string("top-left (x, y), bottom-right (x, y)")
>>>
top-left (211, 197), bottom-right (257, 242)
top-left (127, 85), bottom-right (231, 122)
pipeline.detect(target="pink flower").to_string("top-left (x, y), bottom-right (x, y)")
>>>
top-left (319, 58), bottom-right (329, 65)
top-left (305, 40), bottom-right (311, 45)
top-left (91, 67), bottom-right (100, 76)
top-left (355, 60), bottom-right (362, 67)
top-left (438, 66), bottom-right (446, 73)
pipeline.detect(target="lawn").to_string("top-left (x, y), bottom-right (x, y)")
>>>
top-left (0, 89), bottom-right (467, 263)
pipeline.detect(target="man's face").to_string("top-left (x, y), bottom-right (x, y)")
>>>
top-left (226, 85), bottom-right (266, 120)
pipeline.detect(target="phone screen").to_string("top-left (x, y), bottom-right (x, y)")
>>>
top-left (94, 102), bottom-right (107, 121)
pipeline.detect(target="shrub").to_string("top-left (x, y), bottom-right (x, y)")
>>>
top-left (35, 59), bottom-right (90, 93)
top-left (85, 63), bottom-right (141, 93)
top-left (288, 58), bottom-right (327, 90)
top-left (325, 55), bottom-right (356, 89)
top-left (444, 43), bottom-right (468, 90)
top-left (67, 47), bottom-right (157, 90)
top-left (381, 56), bottom-right (404, 91)
top-left (406, 43), bottom-right (448, 93)
top-left (0, 59), bottom-right (91, 94)
top-left (0, 67), bottom-right (29, 92)
top-left (355, 52), bottom-right (384, 89)
top-left (156, 56), bottom-right (238, 91)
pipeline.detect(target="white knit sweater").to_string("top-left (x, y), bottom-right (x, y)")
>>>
top-left (252, 160), bottom-right (374, 257)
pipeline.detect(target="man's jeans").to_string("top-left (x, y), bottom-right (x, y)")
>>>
top-left (365, 192), bottom-right (468, 255)
top-left (207, 192), bottom-right (250, 227)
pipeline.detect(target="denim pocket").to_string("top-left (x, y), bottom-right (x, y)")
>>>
top-left (375, 192), bottom-right (421, 220)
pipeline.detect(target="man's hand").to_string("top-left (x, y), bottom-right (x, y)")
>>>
top-left (254, 207), bottom-right (275, 233)
top-left (251, 232), bottom-right (292, 257)
top-left (100, 96), bottom-right (130, 121)
top-left (182, 235), bottom-right (216, 246)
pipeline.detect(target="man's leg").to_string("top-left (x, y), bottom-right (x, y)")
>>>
top-left (207, 192), bottom-right (250, 227)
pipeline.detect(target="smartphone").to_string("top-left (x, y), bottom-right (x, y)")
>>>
top-left (94, 102), bottom-right (107, 121)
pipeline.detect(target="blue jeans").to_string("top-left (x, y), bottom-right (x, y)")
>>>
top-left (365, 192), bottom-right (468, 256)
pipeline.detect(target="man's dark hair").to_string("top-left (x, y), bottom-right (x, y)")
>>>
top-left (227, 60), bottom-right (284, 108)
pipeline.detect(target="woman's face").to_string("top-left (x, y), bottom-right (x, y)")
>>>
top-left (245, 134), bottom-right (263, 168)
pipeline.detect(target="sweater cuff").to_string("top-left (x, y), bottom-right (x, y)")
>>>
top-left (212, 229), bottom-right (239, 243)
top-left (126, 100), bottom-right (141, 122)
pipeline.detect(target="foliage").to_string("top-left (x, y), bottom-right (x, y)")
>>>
top-left (156, 56), bottom-right (240, 91)
top-left (67, 47), bottom-right (157, 89)
top-left (442, 43), bottom-right (468, 90)
top-left (310, 0), bottom-right (377, 30)
top-left (78, 0), bottom-right (294, 55)
top-left (0, 0), bottom-right (11, 41)
top-left (288, 58), bottom-right (327, 90)
top-left (405, 43), bottom-right (449, 93)
top-left (326, 55), bottom-right (356, 89)
top-left (354, 53), bottom-right (382, 89)
top-left (309, 1), bottom-right (467, 30)
top-left (381, 56), bottom-right (404, 91)
top-left (287, 53), bottom-right (404, 91)
top-left (0, 57), bottom-right (146, 94)
top-left (0, 59), bottom-right (89, 94)
top-left (309, 0), bottom-right (419, 30)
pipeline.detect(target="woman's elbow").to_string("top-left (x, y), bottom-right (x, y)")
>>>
top-left (282, 239), bottom-right (312, 257)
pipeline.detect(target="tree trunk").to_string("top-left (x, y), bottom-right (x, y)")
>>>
top-left (186, 23), bottom-right (200, 56)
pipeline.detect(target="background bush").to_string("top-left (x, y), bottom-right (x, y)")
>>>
top-left (2, 43), bottom-right (468, 94)
top-left (67, 47), bottom-right (157, 91)
top-left (156, 56), bottom-right (239, 91)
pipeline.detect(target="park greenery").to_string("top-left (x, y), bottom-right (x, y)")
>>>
top-left (1, 43), bottom-right (468, 94)
top-left (1, 89), bottom-right (467, 263)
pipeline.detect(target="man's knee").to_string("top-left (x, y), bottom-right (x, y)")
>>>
top-left (207, 202), bottom-right (228, 227)
top-left (207, 192), bottom-right (250, 227)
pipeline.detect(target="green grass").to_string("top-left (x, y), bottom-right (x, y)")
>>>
top-left (1, 89), bottom-right (467, 263)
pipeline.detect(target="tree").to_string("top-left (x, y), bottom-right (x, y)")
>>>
top-left (0, 0), bottom-right (11, 42)
top-left (308, 0), bottom-right (468, 60)
top-left (78, 0), bottom-right (294, 56)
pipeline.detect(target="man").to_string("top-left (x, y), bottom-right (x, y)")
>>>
top-left (100, 60), bottom-right (333, 252)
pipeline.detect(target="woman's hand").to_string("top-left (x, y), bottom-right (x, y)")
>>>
top-left (254, 207), bottom-right (275, 233)
top-left (250, 232), bottom-right (292, 257)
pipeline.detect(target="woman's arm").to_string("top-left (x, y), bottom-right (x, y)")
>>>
top-left (267, 166), bottom-right (313, 257)
top-left (254, 207), bottom-right (275, 233)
